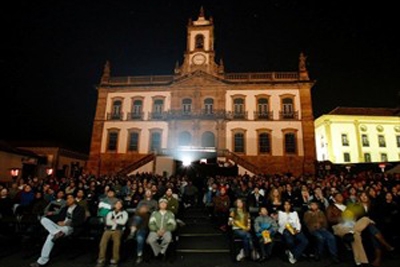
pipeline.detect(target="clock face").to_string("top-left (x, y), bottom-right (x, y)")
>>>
top-left (192, 53), bottom-right (206, 65)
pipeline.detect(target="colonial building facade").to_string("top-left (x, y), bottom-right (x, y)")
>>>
top-left (87, 8), bottom-right (316, 177)
top-left (314, 107), bottom-right (400, 164)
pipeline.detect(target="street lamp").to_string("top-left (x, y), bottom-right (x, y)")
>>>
top-left (46, 167), bottom-right (54, 176)
top-left (10, 168), bottom-right (20, 182)
top-left (378, 163), bottom-right (386, 173)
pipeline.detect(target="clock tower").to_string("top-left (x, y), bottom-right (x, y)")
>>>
top-left (175, 7), bottom-right (224, 76)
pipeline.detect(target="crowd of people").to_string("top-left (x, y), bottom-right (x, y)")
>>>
top-left (0, 168), bottom-right (399, 267)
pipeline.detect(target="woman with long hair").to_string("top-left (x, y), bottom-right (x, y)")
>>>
top-left (278, 200), bottom-right (309, 264)
top-left (229, 198), bottom-right (256, 261)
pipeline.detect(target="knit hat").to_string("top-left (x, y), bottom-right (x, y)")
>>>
top-left (159, 198), bottom-right (168, 204)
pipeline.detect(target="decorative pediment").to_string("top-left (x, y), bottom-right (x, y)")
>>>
top-left (172, 70), bottom-right (226, 87)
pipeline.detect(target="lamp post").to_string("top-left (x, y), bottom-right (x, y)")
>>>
top-left (46, 167), bottom-right (54, 177)
top-left (378, 163), bottom-right (386, 173)
top-left (10, 168), bottom-right (20, 182)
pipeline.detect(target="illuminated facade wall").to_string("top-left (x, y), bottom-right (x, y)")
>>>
top-left (87, 9), bottom-right (316, 176)
top-left (315, 111), bottom-right (400, 164)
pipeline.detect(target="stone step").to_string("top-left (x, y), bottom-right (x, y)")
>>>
top-left (176, 234), bottom-right (229, 251)
top-left (179, 224), bottom-right (221, 235)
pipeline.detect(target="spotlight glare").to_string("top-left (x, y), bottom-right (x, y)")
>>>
top-left (182, 158), bottom-right (191, 167)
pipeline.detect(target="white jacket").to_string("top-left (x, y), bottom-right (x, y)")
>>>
top-left (277, 210), bottom-right (302, 234)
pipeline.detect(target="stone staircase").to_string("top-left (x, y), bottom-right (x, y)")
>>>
top-left (176, 206), bottom-right (230, 255)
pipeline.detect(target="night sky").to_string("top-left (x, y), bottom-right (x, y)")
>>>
top-left (1, 0), bottom-right (399, 154)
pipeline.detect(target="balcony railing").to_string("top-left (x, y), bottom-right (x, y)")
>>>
top-left (148, 112), bottom-right (165, 120)
top-left (279, 111), bottom-right (299, 120)
top-left (163, 109), bottom-right (230, 120)
top-left (106, 110), bottom-right (284, 121)
top-left (224, 72), bottom-right (299, 82)
top-left (226, 111), bottom-right (248, 120)
top-left (126, 112), bottom-right (144, 121)
top-left (107, 112), bottom-right (124, 121)
top-left (254, 111), bottom-right (273, 120)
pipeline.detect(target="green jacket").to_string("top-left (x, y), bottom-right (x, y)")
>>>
top-left (164, 195), bottom-right (179, 215)
top-left (148, 210), bottom-right (177, 232)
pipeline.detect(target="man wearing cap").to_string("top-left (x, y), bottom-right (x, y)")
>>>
top-left (147, 198), bottom-right (177, 261)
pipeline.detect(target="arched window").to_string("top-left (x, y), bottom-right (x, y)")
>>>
top-left (201, 131), bottom-right (215, 147)
top-left (284, 132), bottom-right (297, 154)
top-left (150, 132), bottom-right (162, 152)
top-left (258, 98), bottom-right (268, 114)
top-left (195, 34), bottom-right (204, 49)
top-left (282, 98), bottom-right (294, 118)
top-left (128, 131), bottom-right (139, 152)
top-left (233, 98), bottom-right (245, 118)
top-left (107, 131), bottom-right (119, 151)
top-left (259, 132), bottom-right (271, 154)
top-left (111, 100), bottom-right (122, 120)
top-left (154, 99), bottom-right (164, 114)
top-left (234, 132), bottom-right (245, 153)
top-left (132, 100), bottom-right (142, 115)
top-left (204, 98), bottom-right (214, 114)
top-left (178, 131), bottom-right (192, 146)
top-left (182, 98), bottom-right (192, 114)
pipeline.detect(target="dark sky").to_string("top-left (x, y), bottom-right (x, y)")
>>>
top-left (1, 0), bottom-right (399, 154)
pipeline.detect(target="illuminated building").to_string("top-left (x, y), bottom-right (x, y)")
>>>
top-left (315, 107), bottom-right (400, 164)
top-left (87, 8), bottom-right (316, 176)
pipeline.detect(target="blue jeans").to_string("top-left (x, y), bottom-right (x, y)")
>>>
top-left (367, 224), bottom-right (380, 249)
top-left (233, 229), bottom-right (254, 256)
top-left (282, 229), bottom-right (309, 260)
top-left (310, 229), bottom-right (338, 257)
top-left (136, 229), bottom-right (148, 256)
top-left (258, 237), bottom-right (274, 258)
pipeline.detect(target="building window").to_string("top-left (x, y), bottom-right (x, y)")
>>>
top-left (182, 98), bottom-right (192, 114)
top-left (233, 98), bottom-right (245, 118)
top-left (178, 131), bottom-right (192, 146)
top-left (233, 132), bottom-right (245, 153)
top-left (201, 131), bottom-right (215, 147)
top-left (282, 98), bottom-right (294, 118)
top-left (154, 99), bottom-right (164, 114)
top-left (284, 133), bottom-right (297, 154)
top-left (132, 100), bottom-right (142, 114)
top-left (111, 100), bottom-right (122, 120)
top-left (150, 99), bottom-right (164, 120)
top-left (128, 132), bottom-right (139, 152)
top-left (378, 135), bottom-right (386, 147)
top-left (204, 98), bottom-right (214, 114)
top-left (361, 134), bottom-right (369, 147)
top-left (364, 153), bottom-right (371, 163)
top-left (343, 152), bottom-right (351, 162)
top-left (257, 98), bottom-right (268, 116)
top-left (381, 153), bottom-right (388, 162)
top-left (150, 132), bottom-right (162, 152)
top-left (195, 34), bottom-right (204, 49)
top-left (130, 99), bottom-right (143, 120)
top-left (108, 132), bottom-right (118, 151)
top-left (341, 134), bottom-right (349, 146)
top-left (396, 135), bottom-right (400, 147)
top-left (259, 132), bottom-right (271, 154)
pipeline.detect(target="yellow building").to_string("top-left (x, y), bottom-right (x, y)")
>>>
top-left (87, 8), bottom-right (316, 177)
top-left (315, 107), bottom-right (400, 164)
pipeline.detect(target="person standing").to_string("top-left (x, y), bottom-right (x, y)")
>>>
top-left (29, 194), bottom-right (85, 267)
